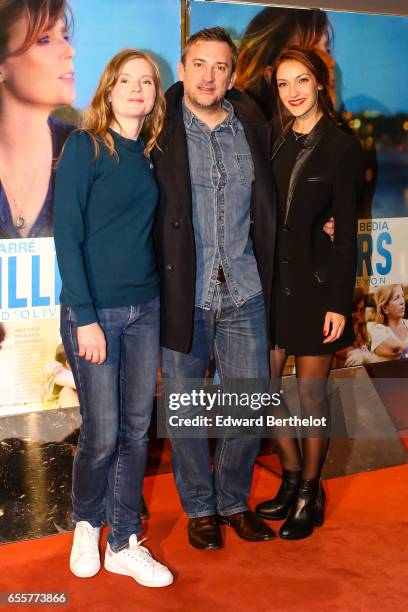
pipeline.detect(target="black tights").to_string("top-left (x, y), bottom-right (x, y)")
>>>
top-left (270, 348), bottom-right (333, 480)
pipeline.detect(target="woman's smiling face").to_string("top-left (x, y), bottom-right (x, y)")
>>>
top-left (276, 59), bottom-right (320, 121)
top-left (110, 58), bottom-right (157, 124)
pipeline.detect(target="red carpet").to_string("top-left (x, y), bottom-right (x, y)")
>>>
top-left (0, 464), bottom-right (407, 611)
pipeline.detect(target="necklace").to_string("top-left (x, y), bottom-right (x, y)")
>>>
top-left (0, 159), bottom-right (48, 231)
top-left (292, 128), bottom-right (307, 141)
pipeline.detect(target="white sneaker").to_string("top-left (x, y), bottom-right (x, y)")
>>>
top-left (104, 535), bottom-right (173, 587)
top-left (70, 521), bottom-right (101, 578)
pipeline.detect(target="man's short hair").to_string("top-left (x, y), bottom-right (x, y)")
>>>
top-left (181, 27), bottom-right (238, 73)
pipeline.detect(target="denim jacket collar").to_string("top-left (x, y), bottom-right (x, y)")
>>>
top-left (182, 98), bottom-right (238, 135)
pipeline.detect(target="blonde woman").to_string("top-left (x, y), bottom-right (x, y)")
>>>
top-left (368, 284), bottom-right (408, 360)
top-left (54, 49), bottom-right (172, 587)
top-left (0, 0), bottom-right (75, 238)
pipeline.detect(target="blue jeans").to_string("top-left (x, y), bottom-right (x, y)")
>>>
top-left (161, 285), bottom-right (269, 518)
top-left (60, 297), bottom-right (159, 552)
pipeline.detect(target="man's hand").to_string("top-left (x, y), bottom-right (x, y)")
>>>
top-left (323, 311), bottom-right (345, 344)
top-left (323, 216), bottom-right (335, 242)
top-left (77, 322), bottom-right (106, 364)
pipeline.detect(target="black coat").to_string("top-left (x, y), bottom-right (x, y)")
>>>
top-left (152, 82), bottom-right (277, 353)
top-left (271, 116), bottom-right (363, 355)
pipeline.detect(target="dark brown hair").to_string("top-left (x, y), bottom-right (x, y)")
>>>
top-left (352, 288), bottom-right (366, 309)
top-left (236, 7), bottom-right (331, 119)
top-left (182, 27), bottom-right (238, 74)
top-left (0, 322), bottom-right (5, 346)
top-left (352, 288), bottom-right (368, 344)
top-left (271, 46), bottom-right (336, 125)
top-left (0, 0), bottom-right (71, 62)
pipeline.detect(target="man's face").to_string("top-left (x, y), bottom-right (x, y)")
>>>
top-left (178, 39), bottom-right (236, 112)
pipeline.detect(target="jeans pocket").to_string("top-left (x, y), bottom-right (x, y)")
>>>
top-left (60, 305), bottom-right (76, 337)
top-left (61, 305), bottom-right (78, 323)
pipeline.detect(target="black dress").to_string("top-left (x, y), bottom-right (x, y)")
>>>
top-left (271, 117), bottom-right (362, 355)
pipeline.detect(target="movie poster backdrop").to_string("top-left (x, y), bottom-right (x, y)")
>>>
top-left (1, 1), bottom-right (408, 411)
top-left (0, 0), bottom-right (180, 410)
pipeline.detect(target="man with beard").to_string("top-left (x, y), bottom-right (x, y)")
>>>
top-left (153, 27), bottom-right (277, 550)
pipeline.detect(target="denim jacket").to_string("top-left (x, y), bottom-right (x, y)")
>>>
top-left (183, 99), bottom-right (262, 309)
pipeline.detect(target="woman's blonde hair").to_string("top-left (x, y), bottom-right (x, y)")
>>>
top-left (81, 48), bottom-right (166, 157)
top-left (374, 284), bottom-right (402, 324)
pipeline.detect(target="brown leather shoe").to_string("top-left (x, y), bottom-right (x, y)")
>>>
top-left (218, 510), bottom-right (276, 542)
top-left (188, 515), bottom-right (222, 550)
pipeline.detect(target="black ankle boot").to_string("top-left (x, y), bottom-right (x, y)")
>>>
top-left (279, 478), bottom-right (325, 540)
top-left (255, 470), bottom-right (302, 520)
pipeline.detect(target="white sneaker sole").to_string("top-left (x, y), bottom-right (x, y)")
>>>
top-left (70, 560), bottom-right (101, 578)
top-left (104, 557), bottom-right (173, 587)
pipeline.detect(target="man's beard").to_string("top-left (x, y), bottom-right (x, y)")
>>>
top-left (186, 90), bottom-right (224, 111)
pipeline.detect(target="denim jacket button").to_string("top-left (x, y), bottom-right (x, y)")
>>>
top-left (165, 264), bottom-right (174, 272)
top-left (172, 220), bottom-right (180, 229)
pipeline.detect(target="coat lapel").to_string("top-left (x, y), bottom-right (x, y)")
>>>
top-left (271, 121), bottom-right (292, 161)
top-left (283, 116), bottom-right (330, 224)
top-left (158, 89), bottom-right (193, 218)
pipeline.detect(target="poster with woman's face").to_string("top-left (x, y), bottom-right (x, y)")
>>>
top-left (0, 0), bottom-right (180, 411)
top-left (0, 0), bottom-right (179, 240)
top-left (190, 1), bottom-right (408, 220)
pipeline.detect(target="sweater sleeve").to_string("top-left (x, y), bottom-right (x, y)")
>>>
top-left (54, 131), bottom-right (98, 326)
top-left (326, 137), bottom-right (364, 315)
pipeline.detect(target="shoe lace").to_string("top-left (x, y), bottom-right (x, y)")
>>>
top-left (124, 538), bottom-right (157, 569)
top-left (76, 523), bottom-right (99, 553)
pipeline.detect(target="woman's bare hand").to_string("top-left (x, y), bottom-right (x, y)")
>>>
top-left (323, 312), bottom-right (346, 344)
top-left (323, 216), bottom-right (335, 242)
top-left (77, 322), bottom-right (106, 364)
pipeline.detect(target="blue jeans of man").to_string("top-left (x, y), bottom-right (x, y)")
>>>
top-left (60, 297), bottom-right (159, 552)
top-left (161, 284), bottom-right (269, 518)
